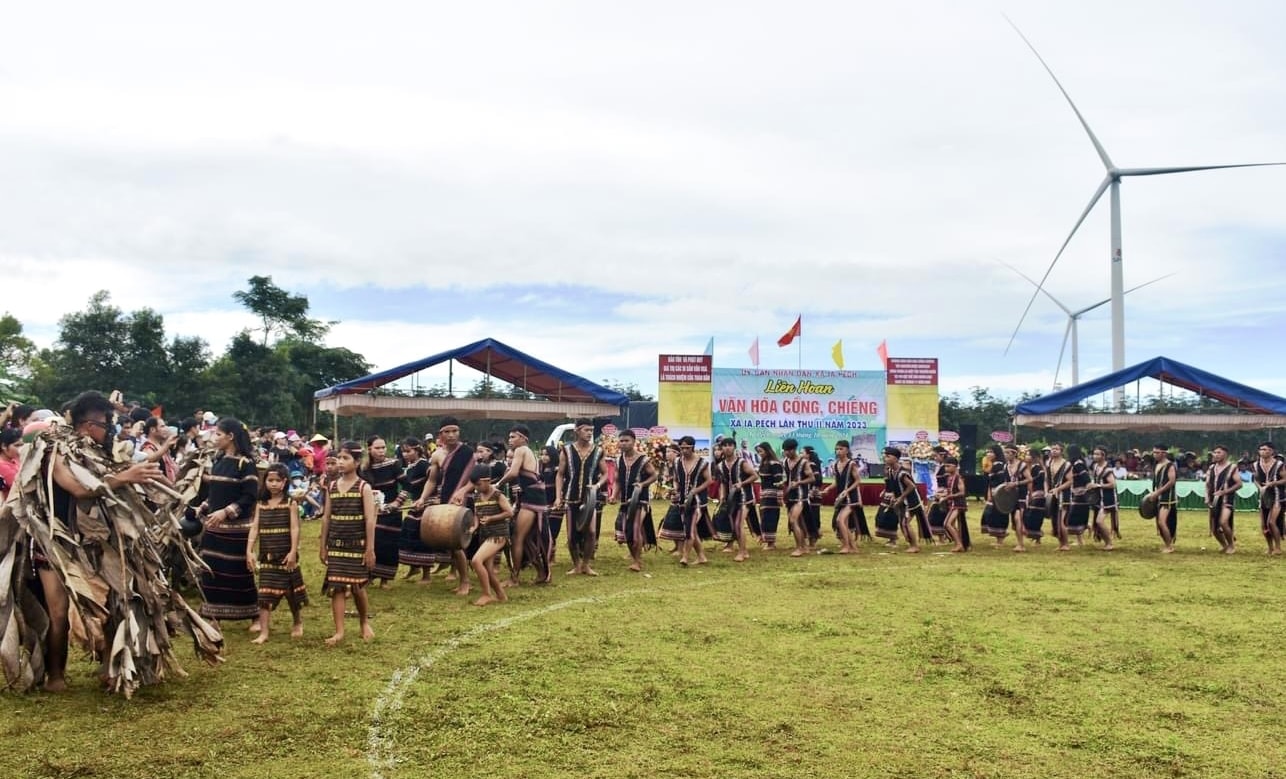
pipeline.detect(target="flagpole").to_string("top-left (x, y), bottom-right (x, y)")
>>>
top-left (797, 314), bottom-right (802, 370)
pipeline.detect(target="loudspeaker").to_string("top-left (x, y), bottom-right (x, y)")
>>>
top-left (959, 423), bottom-right (978, 448)
top-left (962, 448), bottom-right (977, 475)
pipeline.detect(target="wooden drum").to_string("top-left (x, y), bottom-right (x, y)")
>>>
top-left (418, 504), bottom-right (477, 550)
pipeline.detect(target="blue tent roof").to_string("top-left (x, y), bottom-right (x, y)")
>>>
top-left (1014, 356), bottom-right (1286, 416)
top-left (314, 338), bottom-right (629, 407)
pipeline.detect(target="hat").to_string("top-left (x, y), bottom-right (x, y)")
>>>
top-left (274, 432), bottom-right (287, 440)
top-left (202, 411), bottom-right (217, 424)
top-left (309, 433), bottom-right (329, 443)
top-left (287, 432), bottom-right (301, 442)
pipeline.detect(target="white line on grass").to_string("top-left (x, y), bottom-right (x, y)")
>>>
top-left (365, 564), bottom-right (917, 779)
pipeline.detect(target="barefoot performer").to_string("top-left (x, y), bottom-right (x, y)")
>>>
top-left (942, 456), bottom-right (970, 551)
top-left (1252, 442), bottom-right (1284, 555)
top-left (713, 437), bottom-right (758, 562)
top-left (362, 436), bottom-right (405, 589)
top-left (1146, 445), bottom-right (1178, 553)
top-left (319, 440), bottom-right (376, 645)
top-left (831, 439), bottom-right (863, 554)
top-left (610, 430), bottom-right (659, 571)
top-left (411, 417), bottom-right (475, 595)
top-left (756, 442), bottom-right (784, 549)
top-left (1090, 446), bottom-right (1120, 545)
top-left (1205, 445), bottom-right (1241, 554)
top-left (397, 438), bottom-right (430, 582)
top-left (664, 436), bottom-right (713, 566)
top-left (879, 447), bottom-right (921, 553)
top-left (246, 463), bottom-right (307, 643)
top-left (469, 466), bottom-right (513, 607)
top-left (980, 445), bottom-right (1012, 548)
top-left (556, 419), bottom-right (609, 576)
top-left (781, 439), bottom-right (816, 557)
top-left (496, 424), bottom-right (551, 586)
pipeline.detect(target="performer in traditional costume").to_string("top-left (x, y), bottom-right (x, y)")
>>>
top-left (1146, 445), bottom-right (1179, 553)
top-left (657, 436), bottom-right (712, 566)
top-left (319, 440), bottom-right (375, 644)
top-left (830, 439), bottom-right (864, 554)
top-left (1001, 445), bottom-right (1030, 552)
top-left (1023, 450), bottom-right (1047, 542)
top-left (610, 429), bottom-right (659, 571)
top-left (1044, 444), bottom-right (1070, 549)
top-left (198, 418), bottom-right (261, 624)
top-left (361, 436), bottom-right (405, 588)
top-left (0, 391), bottom-right (222, 696)
top-left (1205, 444), bottom-right (1241, 554)
top-left (756, 442), bottom-right (784, 550)
top-left (926, 446), bottom-right (950, 544)
top-left (410, 417), bottom-right (475, 596)
top-left (1090, 446), bottom-right (1118, 550)
top-left (712, 437), bottom-right (757, 562)
top-left (540, 445), bottom-right (563, 562)
top-left (496, 424), bottom-right (551, 585)
top-left (980, 445), bottom-right (1011, 547)
top-left (1060, 446), bottom-right (1093, 549)
top-left (878, 447), bottom-right (921, 553)
top-left (555, 419), bottom-right (609, 576)
top-left (245, 463), bottom-right (307, 643)
top-left (941, 456), bottom-right (970, 552)
top-left (397, 438), bottom-right (431, 582)
top-left (781, 439), bottom-right (816, 557)
top-left (469, 465), bottom-right (513, 607)
top-left (1252, 442), bottom-right (1284, 555)
top-left (802, 446), bottom-right (824, 548)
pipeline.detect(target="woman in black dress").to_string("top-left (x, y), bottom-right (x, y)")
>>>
top-left (198, 418), bottom-right (261, 625)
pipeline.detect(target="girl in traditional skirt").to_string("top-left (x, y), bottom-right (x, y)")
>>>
top-left (319, 441), bottom-right (375, 645)
top-left (469, 465), bottom-right (513, 607)
top-left (1023, 451), bottom-right (1047, 542)
top-left (246, 463), bottom-right (307, 643)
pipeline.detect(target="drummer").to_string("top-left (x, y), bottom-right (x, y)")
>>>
top-left (1205, 444), bottom-right (1241, 555)
top-left (412, 417), bottom-right (476, 596)
top-left (880, 447), bottom-right (921, 554)
top-left (1003, 445), bottom-right (1031, 553)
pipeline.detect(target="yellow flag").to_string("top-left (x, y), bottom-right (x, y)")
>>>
top-left (831, 339), bottom-right (844, 369)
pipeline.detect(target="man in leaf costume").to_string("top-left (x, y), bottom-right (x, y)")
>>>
top-left (0, 391), bottom-right (223, 696)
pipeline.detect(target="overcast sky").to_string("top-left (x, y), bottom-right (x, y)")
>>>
top-left (2, 0), bottom-right (1283, 403)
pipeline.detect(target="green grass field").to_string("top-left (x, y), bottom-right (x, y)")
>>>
top-left (4, 503), bottom-right (1285, 779)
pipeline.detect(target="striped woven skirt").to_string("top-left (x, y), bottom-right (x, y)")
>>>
top-left (199, 519), bottom-right (260, 620)
top-left (372, 508), bottom-right (403, 579)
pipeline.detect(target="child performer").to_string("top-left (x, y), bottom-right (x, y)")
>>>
top-left (319, 440), bottom-right (376, 645)
top-left (941, 457), bottom-right (970, 552)
top-left (245, 463), bottom-right (308, 643)
top-left (469, 465), bottom-right (513, 607)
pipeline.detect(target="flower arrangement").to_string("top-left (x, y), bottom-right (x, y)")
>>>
top-left (907, 440), bottom-right (935, 461)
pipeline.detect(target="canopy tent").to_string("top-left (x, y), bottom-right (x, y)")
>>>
top-left (1013, 356), bottom-right (1286, 430)
top-left (314, 338), bottom-right (629, 421)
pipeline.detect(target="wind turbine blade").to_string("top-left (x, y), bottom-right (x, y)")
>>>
top-left (1118, 163), bottom-right (1286, 177)
top-left (1123, 272), bottom-right (1176, 295)
top-left (1071, 272), bottom-right (1177, 317)
top-left (994, 259), bottom-right (1072, 314)
top-left (1004, 14), bottom-right (1115, 171)
top-left (1054, 318), bottom-right (1072, 389)
top-left (1003, 176), bottom-right (1111, 356)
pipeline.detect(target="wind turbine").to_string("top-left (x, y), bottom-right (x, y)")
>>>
top-left (998, 261), bottom-right (1173, 389)
top-left (1002, 16), bottom-right (1286, 408)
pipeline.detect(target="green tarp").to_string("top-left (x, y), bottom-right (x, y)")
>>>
top-left (1114, 479), bottom-right (1261, 512)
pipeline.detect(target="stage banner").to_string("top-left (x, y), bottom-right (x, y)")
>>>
top-left (657, 355), bottom-right (713, 456)
top-left (885, 357), bottom-right (940, 447)
top-left (711, 368), bottom-right (885, 465)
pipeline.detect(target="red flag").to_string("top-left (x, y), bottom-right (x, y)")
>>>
top-left (876, 339), bottom-right (889, 368)
top-left (748, 337), bottom-right (760, 367)
top-left (777, 316), bottom-right (801, 347)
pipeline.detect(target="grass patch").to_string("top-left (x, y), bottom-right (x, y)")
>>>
top-left (3, 505), bottom-right (1285, 778)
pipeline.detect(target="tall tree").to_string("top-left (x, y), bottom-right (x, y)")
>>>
top-left (0, 313), bottom-right (37, 400)
top-left (232, 275), bottom-right (330, 345)
top-left (31, 291), bottom-right (132, 403)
